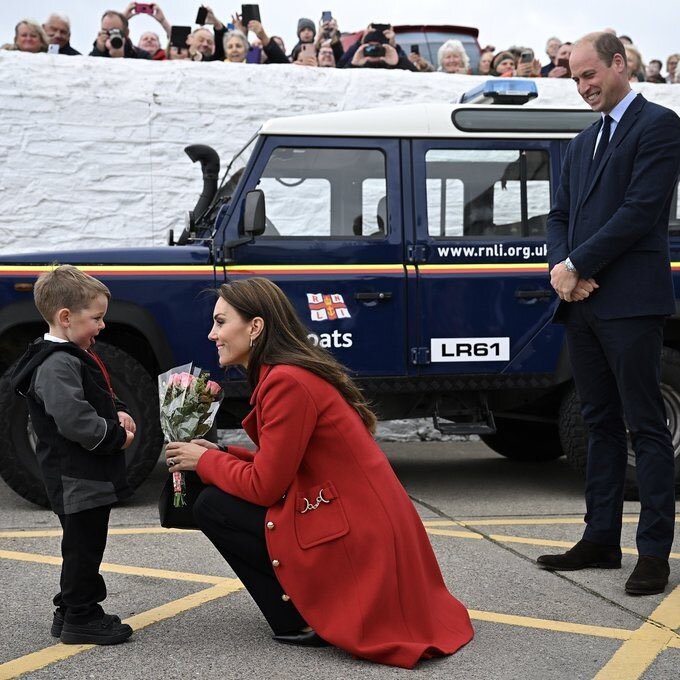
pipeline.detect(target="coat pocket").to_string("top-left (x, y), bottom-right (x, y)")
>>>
top-left (294, 481), bottom-right (349, 549)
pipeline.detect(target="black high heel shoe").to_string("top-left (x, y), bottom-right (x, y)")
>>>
top-left (272, 629), bottom-right (329, 647)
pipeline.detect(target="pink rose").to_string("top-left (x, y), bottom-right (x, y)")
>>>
top-left (206, 380), bottom-right (222, 397)
top-left (179, 373), bottom-right (193, 389)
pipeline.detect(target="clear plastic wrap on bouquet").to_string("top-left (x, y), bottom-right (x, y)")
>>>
top-left (158, 363), bottom-right (223, 506)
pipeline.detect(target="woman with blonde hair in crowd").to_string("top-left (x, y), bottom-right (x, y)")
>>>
top-left (624, 44), bottom-right (645, 82)
top-left (477, 49), bottom-right (494, 75)
top-left (437, 39), bottom-right (470, 74)
top-left (2, 19), bottom-right (48, 53)
top-left (666, 53), bottom-right (680, 83)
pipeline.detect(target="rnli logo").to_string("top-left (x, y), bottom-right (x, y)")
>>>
top-left (307, 293), bottom-right (351, 322)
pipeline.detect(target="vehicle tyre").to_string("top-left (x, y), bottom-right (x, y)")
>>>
top-left (558, 347), bottom-right (680, 488)
top-left (480, 418), bottom-right (564, 461)
top-left (0, 342), bottom-right (164, 508)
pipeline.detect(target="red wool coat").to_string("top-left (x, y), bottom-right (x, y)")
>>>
top-left (196, 364), bottom-right (473, 669)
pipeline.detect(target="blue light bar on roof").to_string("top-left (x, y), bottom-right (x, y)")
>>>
top-left (459, 79), bottom-right (539, 105)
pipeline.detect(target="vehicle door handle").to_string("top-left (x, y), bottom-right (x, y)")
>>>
top-left (354, 292), bottom-right (393, 301)
top-left (514, 289), bottom-right (554, 300)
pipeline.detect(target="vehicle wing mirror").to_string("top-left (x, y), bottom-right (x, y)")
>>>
top-left (242, 190), bottom-right (266, 237)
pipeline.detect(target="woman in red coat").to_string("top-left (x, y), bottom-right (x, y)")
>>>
top-left (165, 278), bottom-right (473, 669)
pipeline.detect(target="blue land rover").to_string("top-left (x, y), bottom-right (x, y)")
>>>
top-left (1, 81), bottom-right (678, 505)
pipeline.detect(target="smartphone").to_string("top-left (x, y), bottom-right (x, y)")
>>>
top-left (410, 44), bottom-right (420, 55)
top-left (300, 43), bottom-right (316, 58)
top-left (135, 2), bottom-right (155, 14)
top-left (47, 43), bottom-right (60, 54)
top-left (195, 6), bottom-right (208, 24)
top-left (170, 25), bottom-right (191, 49)
top-left (241, 4), bottom-right (261, 26)
top-left (557, 58), bottom-right (571, 76)
top-left (519, 49), bottom-right (534, 64)
top-left (321, 11), bottom-right (332, 22)
top-left (371, 23), bottom-right (390, 32)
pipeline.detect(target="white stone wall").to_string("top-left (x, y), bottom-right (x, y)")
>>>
top-left (2, 50), bottom-right (680, 254)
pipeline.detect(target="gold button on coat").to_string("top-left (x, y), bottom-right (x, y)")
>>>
top-left (272, 559), bottom-right (280, 567)
top-left (266, 521), bottom-right (275, 529)
top-left (281, 594), bottom-right (290, 602)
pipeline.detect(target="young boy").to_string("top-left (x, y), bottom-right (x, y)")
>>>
top-left (11, 265), bottom-right (135, 645)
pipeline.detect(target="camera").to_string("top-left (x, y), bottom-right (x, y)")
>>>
top-left (364, 43), bottom-right (385, 58)
top-left (108, 28), bottom-right (124, 49)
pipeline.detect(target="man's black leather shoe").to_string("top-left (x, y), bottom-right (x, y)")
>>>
top-left (51, 610), bottom-right (121, 638)
top-left (272, 629), bottom-right (329, 647)
top-left (60, 613), bottom-right (132, 645)
top-left (625, 556), bottom-right (670, 595)
top-left (537, 539), bottom-right (622, 571)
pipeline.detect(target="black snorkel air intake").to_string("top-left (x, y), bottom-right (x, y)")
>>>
top-left (185, 144), bottom-right (220, 220)
top-left (171, 144), bottom-right (221, 246)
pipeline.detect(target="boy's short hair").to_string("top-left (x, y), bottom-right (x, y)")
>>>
top-left (34, 265), bottom-right (111, 323)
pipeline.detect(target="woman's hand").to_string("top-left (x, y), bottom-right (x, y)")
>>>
top-left (165, 441), bottom-right (209, 471)
top-left (191, 438), bottom-right (220, 450)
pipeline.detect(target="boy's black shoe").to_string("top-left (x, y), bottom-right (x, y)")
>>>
top-left (51, 610), bottom-right (121, 638)
top-left (536, 539), bottom-right (622, 571)
top-left (625, 556), bottom-right (670, 596)
top-left (60, 614), bottom-right (132, 645)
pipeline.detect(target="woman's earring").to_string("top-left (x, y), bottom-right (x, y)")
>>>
top-left (249, 337), bottom-right (253, 348)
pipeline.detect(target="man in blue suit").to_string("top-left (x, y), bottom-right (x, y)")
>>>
top-left (541, 32), bottom-right (680, 595)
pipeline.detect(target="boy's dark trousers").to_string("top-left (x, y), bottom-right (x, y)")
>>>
top-left (54, 504), bottom-right (111, 624)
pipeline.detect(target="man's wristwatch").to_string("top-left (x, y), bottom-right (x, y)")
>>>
top-left (563, 257), bottom-right (577, 274)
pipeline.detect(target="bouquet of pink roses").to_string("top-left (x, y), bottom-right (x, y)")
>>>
top-left (158, 363), bottom-right (223, 507)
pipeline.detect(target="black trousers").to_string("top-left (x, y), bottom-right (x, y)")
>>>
top-left (565, 304), bottom-right (676, 558)
top-left (193, 486), bottom-right (307, 635)
top-left (54, 504), bottom-right (111, 623)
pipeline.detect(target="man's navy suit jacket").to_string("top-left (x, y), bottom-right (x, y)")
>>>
top-left (547, 94), bottom-right (680, 320)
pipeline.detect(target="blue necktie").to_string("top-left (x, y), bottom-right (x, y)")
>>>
top-left (587, 115), bottom-right (612, 184)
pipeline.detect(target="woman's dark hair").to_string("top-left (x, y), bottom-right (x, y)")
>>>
top-left (217, 278), bottom-right (377, 432)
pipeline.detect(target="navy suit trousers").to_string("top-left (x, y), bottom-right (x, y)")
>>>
top-left (564, 304), bottom-right (676, 558)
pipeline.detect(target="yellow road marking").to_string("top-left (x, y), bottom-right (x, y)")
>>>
top-left (423, 530), bottom-right (680, 560)
top-left (0, 579), bottom-right (243, 680)
top-left (593, 586), bottom-right (680, 680)
top-left (469, 609), bottom-right (633, 640)
top-left (422, 516), bottom-right (680, 527)
top-left (0, 550), bottom-right (226, 584)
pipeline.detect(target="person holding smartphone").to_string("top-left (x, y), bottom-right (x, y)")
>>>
top-left (408, 44), bottom-right (434, 72)
top-left (289, 17), bottom-right (316, 62)
top-left (42, 14), bottom-right (80, 55)
top-left (314, 13), bottom-right (344, 64)
top-left (547, 42), bottom-right (573, 78)
top-left (223, 13), bottom-right (288, 65)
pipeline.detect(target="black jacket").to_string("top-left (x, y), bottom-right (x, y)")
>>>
top-left (59, 43), bottom-right (81, 56)
top-left (90, 39), bottom-right (150, 59)
top-left (11, 340), bottom-right (131, 514)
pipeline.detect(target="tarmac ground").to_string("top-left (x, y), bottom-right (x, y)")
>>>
top-left (0, 440), bottom-right (678, 680)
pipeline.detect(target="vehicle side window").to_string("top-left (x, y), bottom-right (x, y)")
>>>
top-left (425, 149), bottom-right (550, 238)
top-left (255, 147), bottom-right (387, 238)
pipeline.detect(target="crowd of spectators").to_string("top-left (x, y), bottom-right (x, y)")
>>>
top-left (2, 5), bottom-right (680, 84)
